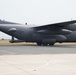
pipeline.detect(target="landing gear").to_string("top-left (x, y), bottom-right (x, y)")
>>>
top-left (59, 42), bottom-right (63, 43)
top-left (12, 36), bottom-right (14, 41)
top-left (36, 39), bottom-right (55, 46)
top-left (42, 43), bottom-right (48, 46)
top-left (36, 41), bottom-right (48, 46)
top-left (36, 42), bottom-right (55, 46)
top-left (49, 42), bottom-right (55, 46)
top-left (9, 36), bottom-right (14, 43)
top-left (37, 42), bottom-right (42, 46)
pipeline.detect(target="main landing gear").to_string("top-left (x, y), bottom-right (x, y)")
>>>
top-left (36, 42), bottom-right (55, 46)
top-left (36, 39), bottom-right (55, 46)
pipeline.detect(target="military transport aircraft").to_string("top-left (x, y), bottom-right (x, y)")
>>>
top-left (0, 20), bottom-right (76, 46)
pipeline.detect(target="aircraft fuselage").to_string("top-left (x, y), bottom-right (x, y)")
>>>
top-left (0, 20), bottom-right (76, 46)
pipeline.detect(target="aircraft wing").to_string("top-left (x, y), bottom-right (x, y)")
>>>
top-left (34, 20), bottom-right (76, 30)
top-left (34, 20), bottom-right (76, 35)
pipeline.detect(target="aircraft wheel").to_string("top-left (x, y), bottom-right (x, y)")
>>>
top-left (37, 42), bottom-right (42, 46)
top-left (49, 42), bottom-right (54, 46)
top-left (59, 42), bottom-right (63, 43)
top-left (42, 43), bottom-right (48, 46)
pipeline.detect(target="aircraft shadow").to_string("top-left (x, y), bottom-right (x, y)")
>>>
top-left (0, 44), bottom-right (76, 55)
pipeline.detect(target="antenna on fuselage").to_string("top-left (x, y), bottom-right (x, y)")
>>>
top-left (25, 23), bottom-right (27, 25)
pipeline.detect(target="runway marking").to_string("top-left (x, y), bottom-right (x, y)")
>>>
top-left (32, 60), bottom-right (50, 71)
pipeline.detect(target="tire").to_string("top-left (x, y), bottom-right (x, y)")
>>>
top-left (37, 42), bottom-right (42, 46)
top-left (42, 43), bottom-right (48, 46)
top-left (49, 42), bottom-right (54, 46)
top-left (59, 42), bottom-right (63, 43)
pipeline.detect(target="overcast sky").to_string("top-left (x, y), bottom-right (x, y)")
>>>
top-left (0, 0), bottom-right (76, 39)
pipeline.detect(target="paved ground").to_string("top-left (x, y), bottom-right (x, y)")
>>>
top-left (0, 43), bottom-right (76, 75)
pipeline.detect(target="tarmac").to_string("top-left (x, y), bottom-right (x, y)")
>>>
top-left (0, 43), bottom-right (76, 75)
